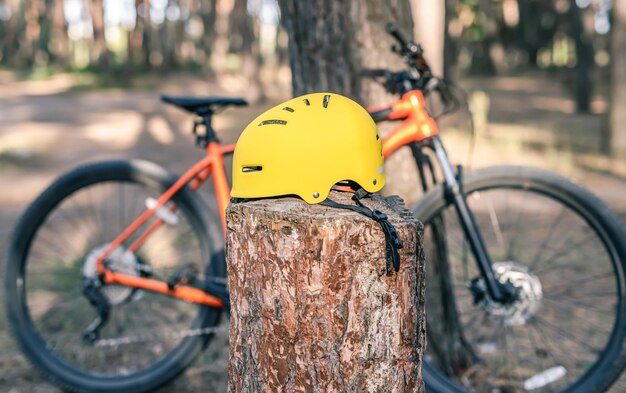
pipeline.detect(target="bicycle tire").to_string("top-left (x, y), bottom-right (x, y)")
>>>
top-left (4, 160), bottom-right (224, 393)
top-left (415, 165), bottom-right (626, 393)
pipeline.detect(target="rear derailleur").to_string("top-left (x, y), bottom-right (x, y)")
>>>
top-left (81, 277), bottom-right (111, 344)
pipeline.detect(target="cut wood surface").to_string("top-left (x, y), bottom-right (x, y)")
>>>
top-left (226, 191), bottom-right (425, 392)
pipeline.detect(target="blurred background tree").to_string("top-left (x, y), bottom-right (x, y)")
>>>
top-left (0, 0), bottom-right (287, 85)
top-left (0, 1), bottom-right (616, 91)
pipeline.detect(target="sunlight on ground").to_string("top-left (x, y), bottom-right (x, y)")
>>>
top-left (147, 116), bottom-right (175, 145)
top-left (0, 73), bottom-right (78, 98)
top-left (0, 124), bottom-right (64, 154)
top-left (84, 111), bottom-right (143, 149)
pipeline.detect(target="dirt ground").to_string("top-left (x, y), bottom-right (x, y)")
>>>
top-left (0, 71), bottom-right (625, 392)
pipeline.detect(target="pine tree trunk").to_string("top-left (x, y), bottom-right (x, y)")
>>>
top-left (230, 0), bottom-right (264, 100)
top-left (22, 0), bottom-right (41, 68)
top-left (227, 192), bottom-right (425, 392)
top-left (51, 0), bottom-right (69, 69)
top-left (1, 0), bottom-right (19, 66)
top-left (125, 0), bottom-right (143, 82)
top-left (90, 0), bottom-right (110, 73)
top-left (141, 0), bottom-right (152, 68)
top-left (212, 0), bottom-right (234, 75)
top-left (277, 0), bottom-right (413, 103)
top-left (411, 0), bottom-right (445, 76)
top-left (200, 0), bottom-right (217, 71)
top-left (569, 2), bottom-right (592, 112)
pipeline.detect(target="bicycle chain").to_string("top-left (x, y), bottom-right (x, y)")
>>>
top-left (94, 325), bottom-right (228, 348)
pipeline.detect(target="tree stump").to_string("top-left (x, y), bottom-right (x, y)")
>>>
top-left (226, 191), bottom-right (425, 392)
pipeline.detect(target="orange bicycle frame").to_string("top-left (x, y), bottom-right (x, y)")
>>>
top-left (373, 90), bottom-right (439, 158)
top-left (95, 142), bottom-right (235, 308)
top-left (93, 88), bottom-right (436, 309)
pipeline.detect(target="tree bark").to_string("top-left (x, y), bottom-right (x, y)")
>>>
top-left (226, 191), bottom-right (425, 392)
top-left (277, 0), bottom-right (413, 103)
top-left (610, 0), bottom-right (626, 159)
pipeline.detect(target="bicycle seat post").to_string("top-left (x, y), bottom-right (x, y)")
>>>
top-left (194, 112), bottom-right (219, 147)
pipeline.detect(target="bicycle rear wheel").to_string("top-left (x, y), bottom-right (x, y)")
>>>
top-left (4, 160), bottom-right (225, 393)
top-left (415, 166), bottom-right (626, 393)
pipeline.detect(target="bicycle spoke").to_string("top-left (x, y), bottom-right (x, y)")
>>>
top-left (532, 314), bottom-right (599, 354)
top-left (504, 191), bottom-right (528, 262)
top-left (533, 233), bottom-right (598, 273)
top-left (545, 271), bottom-right (614, 295)
top-left (528, 206), bottom-right (567, 271)
top-left (543, 295), bottom-right (615, 314)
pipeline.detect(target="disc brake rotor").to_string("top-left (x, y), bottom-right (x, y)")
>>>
top-left (480, 261), bottom-right (543, 326)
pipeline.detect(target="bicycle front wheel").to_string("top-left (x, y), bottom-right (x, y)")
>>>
top-left (416, 166), bottom-right (626, 393)
top-left (4, 160), bottom-right (224, 393)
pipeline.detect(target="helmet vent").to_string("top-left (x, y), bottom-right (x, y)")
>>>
top-left (323, 95), bottom-right (331, 108)
top-left (303, 98), bottom-right (310, 106)
top-left (258, 120), bottom-right (287, 126)
top-left (282, 107), bottom-right (295, 112)
top-left (242, 165), bottom-right (263, 173)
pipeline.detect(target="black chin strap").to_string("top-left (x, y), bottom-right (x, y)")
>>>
top-left (321, 189), bottom-right (403, 272)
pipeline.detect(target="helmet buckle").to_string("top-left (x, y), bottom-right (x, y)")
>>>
top-left (372, 210), bottom-right (388, 221)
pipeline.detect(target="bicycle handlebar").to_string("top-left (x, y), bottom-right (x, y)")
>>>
top-left (360, 23), bottom-right (448, 104)
top-left (385, 22), bottom-right (409, 47)
top-left (369, 107), bottom-right (393, 123)
top-left (360, 69), bottom-right (389, 79)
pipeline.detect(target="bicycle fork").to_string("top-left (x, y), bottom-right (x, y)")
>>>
top-left (428, 137), bottom-right (516, 304)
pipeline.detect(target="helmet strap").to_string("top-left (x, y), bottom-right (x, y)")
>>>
top-left (321, 189), bottom-right (403, 272)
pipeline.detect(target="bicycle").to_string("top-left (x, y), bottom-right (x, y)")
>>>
top-left (5, 23), bottom-right (626, 393)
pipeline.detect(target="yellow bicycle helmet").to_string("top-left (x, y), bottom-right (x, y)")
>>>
top-left (231, 92), bottom-right (384, 204)
top-left (231, 92), bottom-right (403, 272)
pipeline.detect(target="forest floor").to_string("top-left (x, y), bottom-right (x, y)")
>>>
top-left (0, 70), bottom-right (625, 392)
